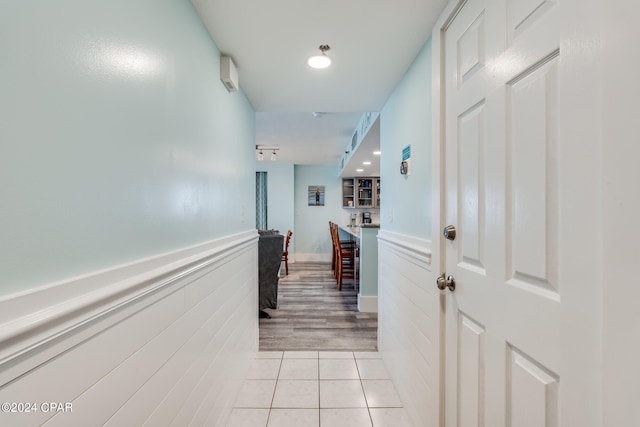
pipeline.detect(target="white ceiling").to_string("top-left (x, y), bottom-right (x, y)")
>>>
top-left (256, 112), bottom-right (362, 165)
top-left (341, 116), bottom-right (381, 177)
top-left (192, 0), bottom-right (448, 166)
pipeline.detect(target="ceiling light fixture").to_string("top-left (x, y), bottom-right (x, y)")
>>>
top-left (363, 161), bottom-right (371, 165)
top-left (308, 45), bottom-right (332, 69)
top-left (373, 151), bottom-right (381, 155)
top-left (256, 145), bottom-right (279, 162)
top-left (356, 168), bottom-right (364, 172)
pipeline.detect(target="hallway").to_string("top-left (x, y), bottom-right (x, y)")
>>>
top-left (1, 0), bottom-right (634, 425)
top-left (229, 262), bottom-right (407, 426)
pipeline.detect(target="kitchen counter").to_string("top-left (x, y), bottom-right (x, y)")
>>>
top-left (338, 224), bottom-right (379, 313)
top-left (339, 224), bottom-right (380, 240)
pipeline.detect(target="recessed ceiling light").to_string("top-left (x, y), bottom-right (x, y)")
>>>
top-left (356, 168), bottom-right (364, 172)
top-left (373, 151), bottom-right (381, 155)
top-left (363, 161), bottom-right (371, 165)
top-left (308, 45), bottom-right (332, 69)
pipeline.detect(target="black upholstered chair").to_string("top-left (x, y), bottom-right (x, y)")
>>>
top-left (258, 231), bottom-right (284, 318)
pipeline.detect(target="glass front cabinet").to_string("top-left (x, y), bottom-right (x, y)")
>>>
top-left (342, 177), bottom-right (380, 209)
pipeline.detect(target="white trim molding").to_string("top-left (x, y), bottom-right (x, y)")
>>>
top-left (377, 230), bottom-right (432, 268)
top-left (0, 230), bottom-right (258, 385)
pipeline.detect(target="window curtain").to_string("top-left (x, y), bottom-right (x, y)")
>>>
top-left (256, 171), bottom-right (268, 230)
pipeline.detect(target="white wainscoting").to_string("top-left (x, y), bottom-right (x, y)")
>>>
top-left (377, 230), bottom-right (440, 427)
top-left (0, 230), bottom-right (259, 427)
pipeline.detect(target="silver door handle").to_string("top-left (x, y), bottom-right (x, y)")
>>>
top-left (436, 274), bottom-right (456, 292)
top-left (443, 225), bottom-right (457, 241)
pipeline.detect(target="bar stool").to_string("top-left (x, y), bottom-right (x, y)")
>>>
top-left (329, 222), bottom-right (336, 274)
top-left (329, 222), bottom-right (351, 276)
top-left (330, 223), bottom-right (358, 290)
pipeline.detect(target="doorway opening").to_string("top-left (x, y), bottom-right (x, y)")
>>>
top-left (259, 261), bottom-right (378, 352)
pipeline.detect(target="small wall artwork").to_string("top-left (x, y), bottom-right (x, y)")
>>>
top-left (308, 185), bottom-right (325, 206)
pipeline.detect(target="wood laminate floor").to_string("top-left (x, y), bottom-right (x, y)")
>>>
top-left (259, 262), bottom-right (378, 352)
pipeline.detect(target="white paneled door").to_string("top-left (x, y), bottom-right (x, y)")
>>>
top-left (441, 0), bottom-right (565, 425)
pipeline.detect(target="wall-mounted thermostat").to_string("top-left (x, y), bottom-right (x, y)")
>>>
top-left (401, 145), bottom-right (411, 175)
top-left (400, 161), bottom-right (409, 174)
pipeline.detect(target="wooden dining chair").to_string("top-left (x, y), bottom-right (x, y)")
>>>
top-left (282, 230), bottom-right (292, 275)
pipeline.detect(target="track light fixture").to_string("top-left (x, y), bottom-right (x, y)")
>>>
top-left (256, 145), bottom-right (279, 162)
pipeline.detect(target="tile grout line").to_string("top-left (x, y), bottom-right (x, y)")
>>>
top-left (355, 355), bottom-right (376, 427)
top-left (246, 351), bottom-right (397, 426)
top-left (265, 353), bottom-right (283, 427)
top-left (356, 351), bottom-right (379, 427)
top-left (318, 353), bottom-right (321, 426)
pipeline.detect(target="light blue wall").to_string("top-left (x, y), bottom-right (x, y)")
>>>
top-left (380, 38), bottom-right (433, 240)
top-left (0, 0), bottom-right (256, 295)
top-left (294, 165), bottom-right (343, 258)
top-left (256, 162), bottom-right (295, 243)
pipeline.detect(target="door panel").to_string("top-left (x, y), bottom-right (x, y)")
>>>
top-left (508, 0), bottom-right (557, 40)
top-left (458, 100), bottom-right (487, 274)
top-left (507, 53), bottom-right (560, 297)
top-left (508, 346), bottom-right (559, 427)
top-left (458, 313), bottom-right (485, 427)
top-left (442, 0), bottom-right (562, 425)
top-left (457, 10), bottom-right (485, 87)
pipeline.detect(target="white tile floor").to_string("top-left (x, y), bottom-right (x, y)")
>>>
top-left (228, 351), bottom-right (413, 427)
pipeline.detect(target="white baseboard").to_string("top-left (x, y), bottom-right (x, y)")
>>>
top-left (358, 295), bottom-right (378, 313)
top-left (294, 253), bottom-right (331, 263)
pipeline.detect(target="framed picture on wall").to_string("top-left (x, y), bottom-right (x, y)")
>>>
top-left (308, 185), bottom-right (325, 206)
